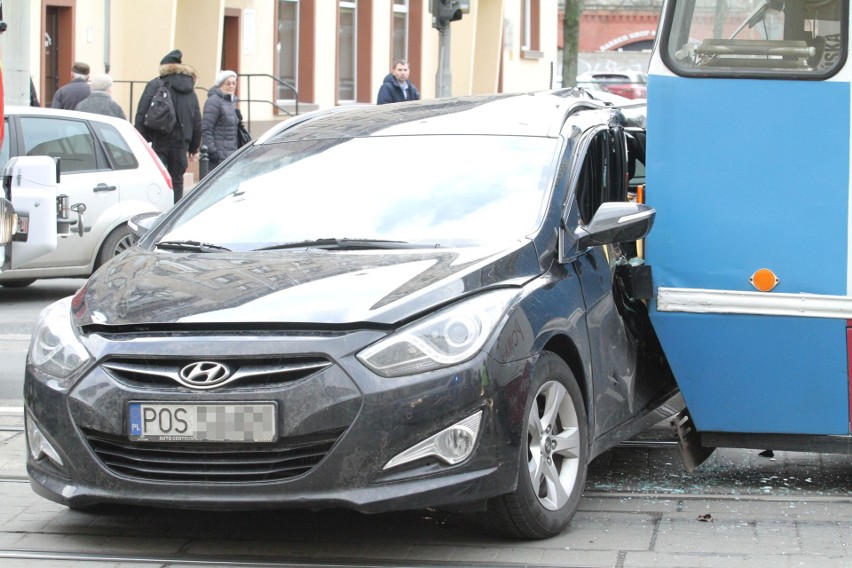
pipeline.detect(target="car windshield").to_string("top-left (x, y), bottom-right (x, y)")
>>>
top-left (156, 134), bottom-right (557, 251)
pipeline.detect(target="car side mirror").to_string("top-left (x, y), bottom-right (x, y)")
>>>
top-left (128, 212), bottom-right (163, 240)
top-left (574, 202), bottom-right (655, 249)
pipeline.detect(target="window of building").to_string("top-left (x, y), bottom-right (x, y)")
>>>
top-left (662, 0), bottom-right (847, 78)
top-left (393, 0), bottom-right (409, 63)
top-left (339, 1), bottom-right (357, 102)
top-left (521, 0), bottom-right (542, 57)
top-left (277, 0), bottom-right (299, 101)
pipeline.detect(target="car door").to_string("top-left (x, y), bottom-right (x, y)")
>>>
top-left (15, 114), bottom-right (120, 269)
top-left (569, 124), bottom-right (673, 439)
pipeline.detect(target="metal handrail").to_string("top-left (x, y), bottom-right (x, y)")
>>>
top-left (115, 73), bottom-right (299, 132)
top-left (239, 73), bottom-right (299, 129)
top-left (113, 79), bottom-right (149, 122)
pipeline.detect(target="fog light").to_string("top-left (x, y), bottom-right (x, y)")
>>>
top-left (26, 413), bottom-right (64, 467)
top-left (384, 411), bottom-right (482, 470)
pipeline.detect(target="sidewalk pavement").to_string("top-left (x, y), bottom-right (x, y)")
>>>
top-left (0, 406), bottom-right (851, 567)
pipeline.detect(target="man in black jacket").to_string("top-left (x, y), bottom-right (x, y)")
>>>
top-left (51, 62), bottom-right (91, 110)
top-left (135, 49), bottom-right (202, 203)
top-left (377, 60), bottom-right (420, 104)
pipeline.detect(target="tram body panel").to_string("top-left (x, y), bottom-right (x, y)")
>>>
top-left (646, 1), bottom-right (852, 438)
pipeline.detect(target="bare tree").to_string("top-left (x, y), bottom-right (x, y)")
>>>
top-left (562, 0), bottom-right (584, 87)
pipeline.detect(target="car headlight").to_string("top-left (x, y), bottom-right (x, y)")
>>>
top-left (28, 297), bottom-right (91, 382)
top-left (357, 289), bottom-right (519, 378)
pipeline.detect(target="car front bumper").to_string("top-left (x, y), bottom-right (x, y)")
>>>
top-left (25, 329), bottom-right (530, 512)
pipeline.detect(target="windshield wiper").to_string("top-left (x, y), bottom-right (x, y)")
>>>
top-left (154, 240), bottom-right (233, 253)
top-left (254, 238), bottom-right (440, 251)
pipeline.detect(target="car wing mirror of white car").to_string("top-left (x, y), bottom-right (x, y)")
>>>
top-left (128, 211), bottom-right (163, 240)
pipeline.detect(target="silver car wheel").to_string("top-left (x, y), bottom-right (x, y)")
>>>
top-left (527, 380), bottom-right (581, 511)
top-left (113, 232), bottom-right (137, 256)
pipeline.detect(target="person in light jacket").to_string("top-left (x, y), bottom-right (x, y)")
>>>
top-left (202, 70), bottom-right (239, 170)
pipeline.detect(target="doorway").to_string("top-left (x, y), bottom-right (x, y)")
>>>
top-left (222, 9), bottom-right (240, 74)
top-left (42, 3), bottom-right (74, 106)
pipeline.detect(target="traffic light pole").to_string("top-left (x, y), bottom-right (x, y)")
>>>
top-left (435, 24), bottom-right (452, 98)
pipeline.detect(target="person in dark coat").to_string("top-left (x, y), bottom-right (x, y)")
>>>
top-left (75, 74), bottom-right (126, 120)
top-left (202, 70), bottom-right (239, 170)
top-left (376, 59), bottom-right (420, 104)
top-left (30, 79), bottom-right (40, 107)
top-left (134, 49), bottom-right (202, 203)
top-left (51, 62), bottom-right (91, 110)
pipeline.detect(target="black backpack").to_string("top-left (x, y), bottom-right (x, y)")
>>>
top-left (143, 79), bottom-right (177, 134)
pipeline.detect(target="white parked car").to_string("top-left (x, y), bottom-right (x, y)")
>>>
top-left (0, 106), bottom-right (174, 287)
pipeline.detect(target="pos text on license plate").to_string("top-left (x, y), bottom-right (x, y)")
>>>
top-left (128, 402), bottom-right (277, 442)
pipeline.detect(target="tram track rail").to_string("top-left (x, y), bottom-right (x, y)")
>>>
top-left (0, 550), bottom-right (524, 568)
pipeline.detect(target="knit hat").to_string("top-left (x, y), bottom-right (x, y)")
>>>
top-left (215, 70), bottom-right (237, 87)
top-left (160, 49), bottom-right (183, 65)
top-left (72, 61), bottom-right (90, 75)
top-left (89, 74), bottom-right (113, 92)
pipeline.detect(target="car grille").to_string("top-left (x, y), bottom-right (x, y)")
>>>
top-left (83, 428), bottom-right (345, 483)
top-left (101, 356), bottom-right (331, 390)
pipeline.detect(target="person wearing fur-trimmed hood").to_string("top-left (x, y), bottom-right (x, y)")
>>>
top-left (134, 49), bottom-right (202, 203)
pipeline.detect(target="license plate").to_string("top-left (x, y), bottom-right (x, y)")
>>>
top-left (16, 215), bottom-right (28, 235)
top-left (128, 402), bottom-right (277, 442)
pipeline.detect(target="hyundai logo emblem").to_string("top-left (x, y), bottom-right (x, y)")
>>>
top-left (178, 361), bottom-right (232, 389)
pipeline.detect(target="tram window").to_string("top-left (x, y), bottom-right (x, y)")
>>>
top-left (663, 0), bottom-right (847, 78)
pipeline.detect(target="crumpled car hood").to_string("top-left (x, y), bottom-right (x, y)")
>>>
top-left (73, 242), bottom-right (542, 328)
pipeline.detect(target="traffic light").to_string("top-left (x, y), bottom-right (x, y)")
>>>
top-left (430, 0), bottom-right (463, 30)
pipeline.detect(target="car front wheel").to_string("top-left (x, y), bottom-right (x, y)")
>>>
top-left (487, 352), bottom-right (588, 539)
top-left (96, 223), bottom-right (137, 268)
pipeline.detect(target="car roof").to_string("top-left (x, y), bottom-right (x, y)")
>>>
top-left (264, 91), bottom-right (622, 143)
top-left (4, 105), bottom-right (132, 127)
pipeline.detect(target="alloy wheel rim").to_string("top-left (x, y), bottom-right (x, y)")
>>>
top-left (527, 380), bottom-right (581, 511)
top-left (114, 234), bottom-right (138, 256)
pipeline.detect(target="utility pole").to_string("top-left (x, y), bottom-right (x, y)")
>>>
top-left (561, 0), bottom-right (583, 88)
top-left (431, 0), bottom-right (464, 98)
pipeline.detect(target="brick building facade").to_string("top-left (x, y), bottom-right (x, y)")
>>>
top-left (559, 2), bottom-right (662, 52)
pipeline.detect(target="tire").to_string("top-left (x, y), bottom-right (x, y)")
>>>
top-left (97, 224), bottom-right (137, 268)
top-left (487, 352), bottom-right (589, 539)
top-left (0, 279), bottom-right (36, 288)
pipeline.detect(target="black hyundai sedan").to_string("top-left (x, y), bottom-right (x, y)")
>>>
top-left (24, 91), bottom-right (680, 539)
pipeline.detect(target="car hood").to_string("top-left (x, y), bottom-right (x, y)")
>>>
top-left (73, 242), bottom-right (542, 328)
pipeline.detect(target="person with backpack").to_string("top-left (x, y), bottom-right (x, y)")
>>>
top-left (134, 49), bottom-right (202, 203)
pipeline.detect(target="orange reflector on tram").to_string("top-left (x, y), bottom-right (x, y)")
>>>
top-left (749, 268), bottom-right (779, 292)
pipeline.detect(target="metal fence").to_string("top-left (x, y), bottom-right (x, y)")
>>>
top-left (115, 74), bottom-right (299, 132)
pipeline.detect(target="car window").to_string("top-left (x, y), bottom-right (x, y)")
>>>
top-left (20, 116), bottom-right (97, 173)
top-left (159, 135), bottom-right (558, 250)
top-left (91, 122), bottom-right (138, 170)
top-left (0, 118), bottom-right (9, 167)
top-left (576, 129), bottom-right (617, 225)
